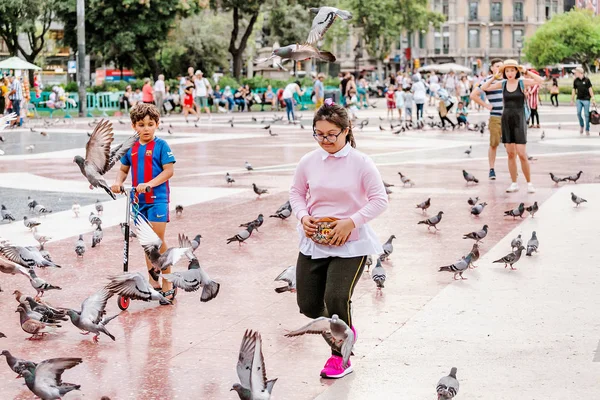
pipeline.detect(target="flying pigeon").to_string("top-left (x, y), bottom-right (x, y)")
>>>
top-left (17, 357), bottom-right (82, 399)
top-left (436, 367), bottom-right (460, 399)
top-left (306, 7), bottom-right (353, 45)
top-left (416, 198), bottom-right (431, 213)
top-left (28, 270), bottom-right (61, 297)
top-left (493, 245), bottom-right (525, 270)
top-left (91, 224), bottom-right (103, 248)
top-left (187, 234), bottom-right (202, 252)
top-left (462, 169), bottom-right (479, 184)
top-left (274, 265), bottom-right (296, 293)
top-left (175, 205), bottom-right (183, 217)
top-left (418, 211), bottom-right (444, 231)
top-left (0, 256), bottom-right (31, 283)
top-left (162, 257), bottom-right (220, 302)
top-left (504, 203), bottom-right (525, 219)
top-left (470, 202), bottom-right (487, 216)
top-left (232, 330), bottom-right (278, 400)
top-left (525, 201), bottom-right (539, 217)
top-left (398, 172), bottom-right (414, 187)
top-left (1, 245), bottom-right (60, 268)
top-left (227, 225), bottom-right (255, 246)
top-left (75, 234), bottom-right (86, 257)
top-left (23, 216), bottom-right (41, 230)
top-left (226, 172), bottom-right (235, 185)
top-left (65, 288), bottom-right (118, 342)
top-left (371, 259), bottom-right (386, 289)
top-left (16, 306), bottom-right (61, 339)
top-left (105, 272), bottom-right (171, 304)
top-left (439, 253), bottom-right (472, 280)
top-left (467, 196), bottom-right (479, 206)
top-left (245, 161), bottom-right (253, 171)
top-left (256, 44), bottom-right (336, 69)
top-left (73, 119), bottom-right (138, 200)
top-left (285, 314), bottom-right (355, 370)
top-left (252, 183), bottom-right (268, 197)
top-left (240, 214), bottom-right (264, 232)
top-left (1, 204), bottom-right (15, 222)
top-left (571, 192), bottom-right (587, 207)
top-left (565, 171), bottom-right (583, 183)
top-left (379, 235), bottom-right (396, 261)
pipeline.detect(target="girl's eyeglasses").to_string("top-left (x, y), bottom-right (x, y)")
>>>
top-left (313, 130), bottom-right (343, 143)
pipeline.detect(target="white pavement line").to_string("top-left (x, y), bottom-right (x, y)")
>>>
top-left (316, 184), bottom-right (600, 400)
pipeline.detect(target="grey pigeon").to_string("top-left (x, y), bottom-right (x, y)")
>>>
top-left (257, 44), bottom-right (336, 68)
top-left (464, 145), bottom-right (472, 156)
top-left (504, 203), bottom-right (525, 219)
top-left (17, 357), bottom-right (82, 399)
top-left (18, 301), bottom-right (65, 324)
top-left (34, 204), bottom-right (52, 217)
top-left (1, 204), bottom-right (15, 222)
top-left (418, 211), bottom-right (444, 231)
top-left (38, 244), bottom-right (52, 262)
top-left (285, 314), bottom-right (355, 369)
top-left (549, 172), bottom-right (566, 184)
top-left (416, 198), bottom-right (431, 213)
top-left (75, 234), bottom-right (86, 257)
top-left (493, 245), bottom-right (525, 270)
top-left (470, 202), bottom-right (487, 216)
top-left (365, 254), bottom-right (373, 272)
top-left (306, 7), bottom-right (353, 45)
top-left (1, 245), bottom-right (61, 268)
top-left (240, 214), bottom-right (264, 232)
top-left (385, 186), bottom-right (392, 195)
top-left (252, 183), bottom-right (268, 197)
top-left (162, 257), bottom-right (220, 302)
top-left (21, 295), bottom-right (66, 321)
top-left (467, 196), bottom-right (479, 206)
top-left (511, 234), bottom-right (523, 250)
top-left (91, 224), bottom-right (103, 248)
top-left (571, 192), bottom-right (587, 207)
top-left (89, 212), bottom-right (102, 226)
top-left (379, 235), bottom-right (396, 261)
top-left (436, 367), bottom-right (459, 399)
top-left (0, 332), bottom-right (4, 338)
top-left (462, 224), bottom-right (488, 242)
top-left (382, 181), bottom-right (394, 188)
top-left (189, 234), bottom-right (202, 251)
top-left (245, 161), bottom-right (253, 171)
top-left (0, 350), bottom-right (37, 377)
top-left (541, 130), bottom-right (545, 139)
top-left (525, 201), bottom-right (539, 217)
top-left (462, 169), bottom-right (479, 184)
top-left (27, 196), bottom-right (37, 211)
top-left (439, 253), bottom-right (472, 280)
top-left (274, 265), bottom-right (296, 293)
top-left (226, 172), bottom-right (235, 185)
top-left (275, 200), bottom-right (292, 215)
top-left (468, 242), bottom-right (480, 268)
top-left (565, 171), bottom-right (583, 183)
top-left (23, 216), bottom-right (41, 230)
top-left (73, 119), bottom-right (138, 200)
top-left (227, 225), bottom-right (255, 246)
top-left (95, 199), bottom-right (103, 215)
top-left (16, 305), bottom-right (61, 338)
top-left (66, 288), bottom-right (118, 342)
top-left (105, 272), bottom-right (171, 304)
top-left (175, 205), bottom-right (183, 217)
top-left (398, 172), bottom-right (414, 187)
top-left (270, 208), bottom-right (291, 220)
top-left (371, 259), bottom-right (386, 289)
top-left (29, 269), bottom-right (62, 297)
top-left (232, 330), bottom-right (277, 400)
top-left (526, 231), bottom-right (539, 256)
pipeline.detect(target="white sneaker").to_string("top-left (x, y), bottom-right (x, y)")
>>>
top-left (506, 182), bottom-right (520, 193)
top-left (527, 183), bottom-right (536, 193)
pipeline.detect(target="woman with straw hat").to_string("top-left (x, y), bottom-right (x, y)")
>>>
top-left (480, 59), bottom-right (544, 193)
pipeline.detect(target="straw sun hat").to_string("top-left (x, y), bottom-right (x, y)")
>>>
top-left (497, 59), bottom-right (526, 75)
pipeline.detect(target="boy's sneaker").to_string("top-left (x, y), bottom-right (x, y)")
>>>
top-left (506, 182), bottom-right (520, 193)
top-left (489, 169), bottom-right (496, 180)
top-left (527, 183), bottom-right (536, 193)
top-left (320, 355), bottom-right (353, 379)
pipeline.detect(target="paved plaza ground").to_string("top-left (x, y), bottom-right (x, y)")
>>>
top-left (0, 102), bottom-right (599, 399)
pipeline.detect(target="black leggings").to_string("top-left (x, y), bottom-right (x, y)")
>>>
top-left (550, 94), bottom-right (558, 107)
top-left (529, 108), bottom-right (539, 126)
top-left (296, 253), bottom-right (366, 356)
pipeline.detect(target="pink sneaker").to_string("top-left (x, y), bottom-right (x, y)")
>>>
top-left (320, 355), bottom-right (353, 379)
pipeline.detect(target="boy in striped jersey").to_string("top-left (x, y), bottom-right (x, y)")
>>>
top-left (470, 58), bottom-right (504, 180)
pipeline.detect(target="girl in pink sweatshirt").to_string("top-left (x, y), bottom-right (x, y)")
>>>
top-left (289, 99), bottom-right (388, 379)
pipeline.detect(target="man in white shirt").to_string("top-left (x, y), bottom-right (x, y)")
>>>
top-left (194, 70), bottom-right (212, 120)
top-left (153, 74), bottom-right (166, 116)
top-left (444, 70), bottom-right (458, 96)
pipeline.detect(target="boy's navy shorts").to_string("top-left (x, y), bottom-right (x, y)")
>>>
top-left (137, 203), bottom-right (169, 223)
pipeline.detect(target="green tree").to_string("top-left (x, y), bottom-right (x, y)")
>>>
top-left (525, 9), bottom-right (600, 71)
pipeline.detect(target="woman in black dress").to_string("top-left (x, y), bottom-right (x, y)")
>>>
top-left (480, 59), bottom-right (544, 194)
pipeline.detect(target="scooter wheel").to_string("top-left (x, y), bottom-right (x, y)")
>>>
top-left (117, 296), bottom-right (130, 311)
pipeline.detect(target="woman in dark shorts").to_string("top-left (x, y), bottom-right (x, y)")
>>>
top-left (480, 59), bottom-right (544, 194)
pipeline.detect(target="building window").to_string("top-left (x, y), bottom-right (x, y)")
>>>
top-left (545, 0), bottom-right (559, 19)
top-left (419, 31), bottom-right (426, 49)
top-left (468, 29), bottom-right (480, 48)
top-left (513, 29), bottom-right (524, 49)
top-left (442, 27), bottom-right (450, 55)
top-left (469, 1), bottom-right (479, 20)
top-left (434, 29), bottom-right (442, 55)
top-left (491, 2), bottom-right (503, 22)
top-left (513, 2), bottom-right (524, 21)
top-left (490, 28), bottom-right (502, 48)
top-left (442, 0), bottom-right (449, 17)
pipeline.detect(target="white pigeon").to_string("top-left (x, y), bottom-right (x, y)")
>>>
top-left (32, 227), bottom-right (51, 246)
top-left (232, 330), bottom-right (277, 400)
top-left (306, 7), bottom-right (353, 45)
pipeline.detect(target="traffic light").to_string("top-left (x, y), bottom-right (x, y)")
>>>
top-left (414, 59), bottom-right (420, 69)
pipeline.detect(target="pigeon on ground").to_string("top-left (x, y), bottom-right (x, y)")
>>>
top-left (17, 357), bottom-right (83, 399)
top-left (385, 186), bottom-right (393, 195)
top-left (439, 253), bottom-right (472, 280)
top-left (416, 198), bottom-right (431, 213)
top-left (16, 306), bottom-right (61, 339)
top-left (73, 119), bottom-right (138, 200)
top-left (571, 192), bottom-right (587, 207)
top-left (359, 119), bottom-right (369, 129)
top-left (23, 216), bottom-right (41, 230)
top-left (379, 235), bottom-right (396, 261)
top-left (1, 204), bottom-right (15, 222)
top-left (37, 244), bottom-right (52, 262)
top-left (467, 196), bottom-right (479, 206)
top-left (262, 125), bottom-right (271, 130)
top-left (92, 224), bottom-right (103, 248)
top-left (525, 231), bottom-right (539, 256)
top-left (463, 224), bottom-right (488, 242)
top-left (72, 202), bottom-right (81, 218)
top-left (436, 367), bottom-right (460, 399)
top-left (462, 169), bottom-right (479, 184)
top-left (1, 245), bottom-right (60, 268)
top-left (379, 125), bottom-right (386, 131)
top-left (525, 201), bottom-right (539, 218)
top-left (175, 205), bottom-right (183, 217)
top-left (232, 330), bottom-right (278, 400)
top-left (227, 225), bottom-right (255, 246)
top-left (89, 212), bottom-right (102, 227)
top-left (382, 181), bottom-right (394, 188)
top-left (306, 7), bottom-right (353, 45)
top-left (240, 214), bottom-right (264, 232)
top-left (418, 211), bottom-right (444, 231)
top-left (274, 265), bottom-right (296, 293)
top-left (18, 294), bottom-right (67, 321)
top-left (95, 199), bottom-right (103, 215)
top-left (28, 270), bottom-right (61, 297)
top-left (549, 172), bottom-right (566, 184)
top-left (0, 350), bottom-right (37, 378)
top-left (18, 297), bottom-right (65, 324)
top-left (470, 202), bottom-right (488, 216)
top-left (27, 196), bottom-right (37, 211)
top-left (274, 200), bottom-right (292, 215)
top-left (226, 172), bottom-right (235, 185)
top-left (493, 245), bottom-right (525, 270)
top-left (245, 161), bottom-right (254, 171)
top-left (541, 130), bottom-right (545, 139)
top-left (26, 145), bottom-right (35, 152)
top-left (511, 234), bottom-right (523, 250)
top-left (105, 272), bottom-right (171, 304)
top-left (371, 259), bottom-right (386, 289)
top-left (187, 234), bottom-right (202, 252)
top-left (75, 234), bottom-right (86, 257)
top-left (162, 256), bottom-right (220, 302)
top-left (504, 203), bottom-right (525, 219)
top-left (252, 183), bottom-right (268, 197)
top-left (32, 227), bottom-right (51, 246)
top-left (468, 243), bottom-right (480, 268)
top-left (464, 145), bottom-right (472, 156)
top-left (285, 314), bottom-right (355, 369)
top-left (398, 172), bottom-right (414, 187)
top-left (65, 288), bottom-right (118, 342)
top-left (564, 171), bottom-right (583, 183)
top-left (270, 208), bottom-right (291, 220)
top-left (268, 129), bottom-right (278, 136)
top-left (34, 204), bottom-right (52, 216)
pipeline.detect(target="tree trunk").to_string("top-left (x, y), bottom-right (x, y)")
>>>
top-left (232, 51), bottom-right (243, 80)
top-left (228, 6), bottom-right (260, 80)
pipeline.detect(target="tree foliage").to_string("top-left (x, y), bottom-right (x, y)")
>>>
top-left (524, 9), bottom-right (600, 71)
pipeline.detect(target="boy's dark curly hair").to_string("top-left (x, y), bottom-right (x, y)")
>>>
top-left (129, 103), bottom-right (160, 124)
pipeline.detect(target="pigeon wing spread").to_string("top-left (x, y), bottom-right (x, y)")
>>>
top-left (32, 358), bottom-right (83, 396)
top-left (85, 120), bottom-right (114, 174)
top-left (80, 288), bottom-right (112, 325)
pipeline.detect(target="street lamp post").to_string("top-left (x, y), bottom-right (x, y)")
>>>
top-left (480, 21), bottom-right (494, 67)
